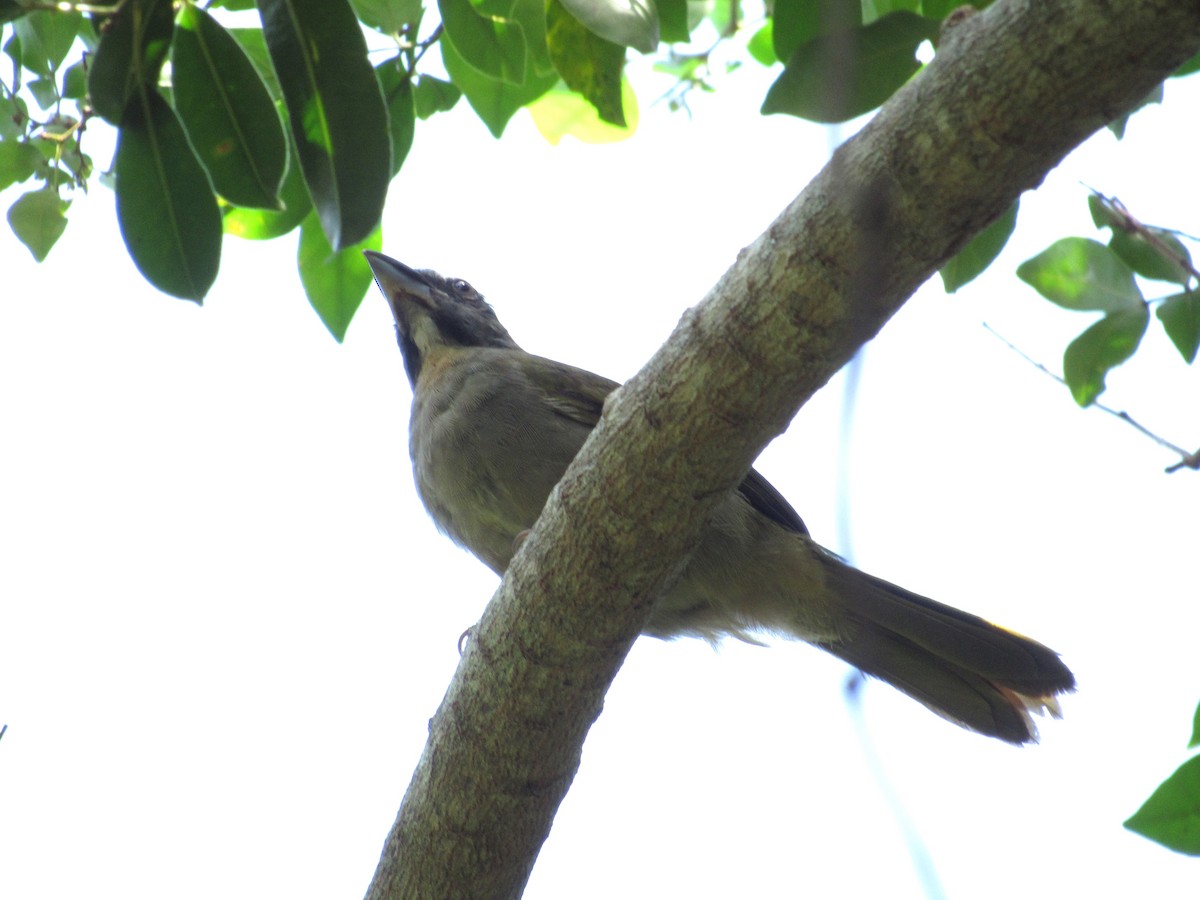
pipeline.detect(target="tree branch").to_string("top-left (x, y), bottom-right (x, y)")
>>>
top-left (365, 0), bottom-right (1200, 896)
top-left (983, 322), bottom-right (1200, 472)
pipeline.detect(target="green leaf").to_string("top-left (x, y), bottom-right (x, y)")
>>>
top-left (1110, 229), bottom-right (1192, 285)
top-left (1017, 238), bottom-right (1143, 312)
top-left (1094, 196), bottom-right (1195, 285)
top-left (61, 58), bottom-right (88, 99)
top-left (1085, 194), bottom-right (1191, 283)
top-left (558, 0), bottom-right (658, 53)
top-left (228, 27), bottom-right (280, 98)
top-left (27, 77), bottom-right (59, 109)
top-left (546, 0), bottom-right (627, 127)
top-left (223, 139), bottom-right (312, 239)
top-left (528, 77), bottom-right (637, 144)
top-left (704, 0), bottom-right (736, 37)
top-left (772, 0), bottom-right (860, 62)
top-left (1125, 755), bottom-right (1200, 855)
top-left (1062, 306), bottom-right (1148, 406)
top-left (375, 61), bottom-right (416, 175)
top-left (1191, 701), bottom-right (1200, 749)
top-left (297, 209), bottom-right (381, 341)
top-left (1086, 193), bottom-right (1121, 230)
top-left (7, 186), bottom-right (69, 261)
top-left (3, 30), bottom-right (22, 84)
top-left (257, 0), bottom-right (391, 250)
top-left (441, 34), bottom-right (556, 137)
top-left (0, 94), bottom-right (29, 141)
top-left (413, 74), bottom-right (462, 118)
top-left (59, 147), bottom-right (92, 183)
top-left (115, 89), bottom-right (222, 301)
top-left (501, 0), bottom-right (555, 78)
top-left (1157, 291), bottom-right (1200, 364)
top-left (437, 0), bottom-right (527, 83)
top-left (87, 0), bottom-right (176, 125)
top-left (13, 10), bottom-right (81, 77)
top-left (762, 11), bottom-right (937, 123)
top-left (656, 0), bottom-right (690, 43)
top-left (746, 22), bottom-right (775, 65)
top-left (172, 5), bottom-right (287, 209)
top-left (0, 139), bottom-right (43, 190)
top-left (864, 0), bottom-right (921, 15)
top-left (940, 201), bottom-right (1018, 293)
top-left (350, 0), bottom-right (423, 33)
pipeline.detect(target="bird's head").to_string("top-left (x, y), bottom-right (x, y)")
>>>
top-left (364, 251), bottom-right (518, 386)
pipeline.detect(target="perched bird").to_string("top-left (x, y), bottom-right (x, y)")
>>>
top-left (365, 251), bottom-right (1075, 744)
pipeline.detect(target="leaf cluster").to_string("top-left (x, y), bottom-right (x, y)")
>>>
top-left (1, 0), bottom-right (1198, 343)
top-left (1017, 193), bottom-right (1199, 407)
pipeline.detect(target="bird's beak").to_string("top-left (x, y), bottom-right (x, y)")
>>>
top-left (363, 251), bottom-right (435, 318)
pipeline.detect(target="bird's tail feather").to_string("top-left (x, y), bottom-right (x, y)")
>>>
top-left (817, 560), bottom-right (1075, 744)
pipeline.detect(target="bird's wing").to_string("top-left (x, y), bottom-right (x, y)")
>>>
top-left (524, 354), bottom-right (618, 429)
top-left (523, 353), bottom-right (808, 536)
top-left (737, 468), bottom-right (809, 536)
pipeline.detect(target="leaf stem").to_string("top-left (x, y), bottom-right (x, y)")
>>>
top-left (983, 322), bottom-right (1198, 473)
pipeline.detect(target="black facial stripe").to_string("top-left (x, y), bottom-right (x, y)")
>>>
top-left (437, 305), bottom-right (478, 346)
top-left (398, 328), bottom-right (422, 386)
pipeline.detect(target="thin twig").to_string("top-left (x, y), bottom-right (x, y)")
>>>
top-left (1086, 188), bottom-right (1200, 287)
top-left (391, 23), bottom-right (443, 78)
top-left (983, 322), bottom-right (1198, 473)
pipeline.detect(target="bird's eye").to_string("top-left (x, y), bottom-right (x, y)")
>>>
top-left (451, 279), bottom-right (471, 293)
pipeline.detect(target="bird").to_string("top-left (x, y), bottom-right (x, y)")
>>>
top-left (364, 250), bottom-right (1075, 744)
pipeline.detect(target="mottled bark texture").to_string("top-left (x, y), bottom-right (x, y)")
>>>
top-left (366, 1), bottom-right (1200, 897)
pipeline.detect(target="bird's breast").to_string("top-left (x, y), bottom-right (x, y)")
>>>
top-left (408, 348), bottom-right (583, 573)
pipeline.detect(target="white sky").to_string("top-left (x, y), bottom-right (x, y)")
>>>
top-left (3, 42), bottom-right (1199, 900)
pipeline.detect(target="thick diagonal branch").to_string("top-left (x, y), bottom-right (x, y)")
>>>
top-left (366, 1), bottom-right (1200, 897)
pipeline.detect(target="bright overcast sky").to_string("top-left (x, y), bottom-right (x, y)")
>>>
top-left (3, 36), bottom-right (1199, 900)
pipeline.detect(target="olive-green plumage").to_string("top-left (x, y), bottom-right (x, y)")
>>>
top-left (366, 251), bottom-right (1075, 744)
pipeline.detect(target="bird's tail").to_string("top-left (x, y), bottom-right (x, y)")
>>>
top-left (816, 558), bottom-right (1075, 744)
